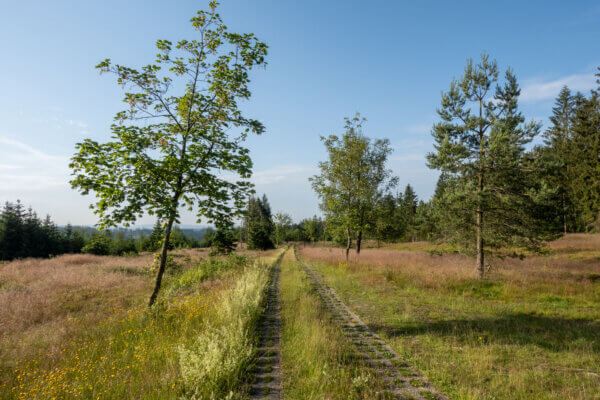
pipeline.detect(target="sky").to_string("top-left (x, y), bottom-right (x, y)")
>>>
top-left (0, 1), bottom-right (599, 226)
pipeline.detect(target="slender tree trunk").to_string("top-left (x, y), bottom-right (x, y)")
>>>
top-left (148, 216), bottom-right (175, 307)
top-left (345, 228), bottom-right (351, 262)
top-left (476, 99), bottom-right (485, 279)
top-left (562, 193), bottom-right (567, 235)
top-left (356, 230), bottom-right (362, 254)
top-left (476, 207), bottom-right (484, 279)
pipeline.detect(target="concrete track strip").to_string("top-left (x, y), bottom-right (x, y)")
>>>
top-left (250, 251), bottom-right (285, 399)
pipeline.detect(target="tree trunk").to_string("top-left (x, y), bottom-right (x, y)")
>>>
top-left (148, 216), bottom-right (175, 307)
top-left (476, 99), bottom-right (485, 279)
top-left (356, 230), bottom-right (362, 254)
top-left (476, 207), bottom-right (484, 279)
top-left (345, 228), bottom-right (351, 262)
top-left (562, 194), bottom-right (567, 235)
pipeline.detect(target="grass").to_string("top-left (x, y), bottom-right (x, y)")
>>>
top-left (300, 234), bottom-right (600, 400)
top-left (1, 251), bottom-right (269, 399)
top-left (178, 251), bottom-right (283, 399)
top-left (279, 250), bottom-right (392, 399)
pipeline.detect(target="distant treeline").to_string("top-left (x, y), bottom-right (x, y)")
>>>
top-left (0, 201), bottom-right (211, 261)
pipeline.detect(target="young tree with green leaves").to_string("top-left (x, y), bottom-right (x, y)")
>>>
top-left (310, 113), bottom-right (397, 261)
top-left (70, 2), bottom-right (268, 306)
top-left (273, 212), bottom-right (292, 246)
top-left (427, 53), bottom-right (549, 278)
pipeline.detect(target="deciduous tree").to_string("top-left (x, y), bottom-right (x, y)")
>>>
top-left (70, 2), bottom-right (267, 305)
top-left (310, 113), bottom-right (397, 260)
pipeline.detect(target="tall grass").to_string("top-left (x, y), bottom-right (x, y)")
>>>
top-left (3, 253), bottom-right (251, 400)
top-left (178, 250), bottom-right (284, 399)
top-left (279, 251), bottom-right (390, 399)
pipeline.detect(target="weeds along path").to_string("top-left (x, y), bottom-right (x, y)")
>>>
top-left (293, 247), bottom-right (449, 400)
top-left (250, 249), bottom-right (287, 399)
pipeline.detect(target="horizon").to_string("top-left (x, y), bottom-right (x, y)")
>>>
top-left (1, 1), bottom-right (599, 225)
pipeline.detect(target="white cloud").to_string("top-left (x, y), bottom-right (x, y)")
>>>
top-left (0, 136), bottom-right (68, 193)
top-left (0, 137), bottom-right (65, 161)
top-left (252, 164), bottom-right (316, 185)
top-left (521, 73), bottom-right (597, 102)
top-left (0, 164), bottom-right (22, 170)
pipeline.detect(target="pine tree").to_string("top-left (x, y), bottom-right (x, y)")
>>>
top-left (245, 195), bottom-right (274, 250)
top-left (543, 86), bottom-right (576, 234)
top-left (569, 74), bottom-right (600, 231)
top-left (0, 201), bottom-right (24, 260)
top-left (427, 53), bottom-right (550, 277)
top-left (401, 184), bottom-right (418, 242)
top-left (211, 228), bottom-right (236, 254)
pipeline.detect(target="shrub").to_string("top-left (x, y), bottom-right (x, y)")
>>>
top-left (81, 234), bottom-right (111, 255)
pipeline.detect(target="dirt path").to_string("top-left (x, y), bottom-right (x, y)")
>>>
top-left (294, 247), bottom-right (449, 400)
top-left (250, 251), bottom-right (285, 399)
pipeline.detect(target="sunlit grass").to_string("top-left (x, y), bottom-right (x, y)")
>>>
top-left (301, 235), bottom-right (600, 400)
top-left (5, 254), bottom-right (247, 400)
top-left (280, 250), bottom-right (390, 399)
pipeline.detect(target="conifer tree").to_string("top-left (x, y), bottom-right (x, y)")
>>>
top-left (569, 71), bottom-right (600, 230)
top-left (401, 184), bottom-right (418, 242)
top-left (427, 53), bottom-right (550, 277)
top-left (245, 195), bottom-right (274, 250)
top-left (543, 86), bottom-right (576, 234)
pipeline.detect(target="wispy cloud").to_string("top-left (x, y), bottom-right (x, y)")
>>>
top-left (0, 136), bottom-right (68, 193)
top-left (0, 137), bottom-right (65, 161)
top-left (521, 73), bottom-right (597, 102)
top-left (252, 164), bottom-right (316, 185)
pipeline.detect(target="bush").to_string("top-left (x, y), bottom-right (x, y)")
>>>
top-left (110, 238), bottom-right (137, 256)
top-left (81, 234), bottom-right (111, 255)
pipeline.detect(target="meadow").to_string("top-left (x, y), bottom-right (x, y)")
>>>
top-left (1, 235), bottom-right (598, 399)
top-left (0, 248), bottom-right (280, 399)
top-left (299, 234), bottom-right (600, 400)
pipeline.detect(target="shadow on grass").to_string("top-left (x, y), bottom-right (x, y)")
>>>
top-left (371, 313), bottom-right (600, 352)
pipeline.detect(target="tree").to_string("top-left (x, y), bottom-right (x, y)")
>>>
top-left (82, 232), bottom-right (112, 255)
top-left (310, 113), bottom-right (397, 261)
top-left (0, 201), bottom-right (24, 260)
top-left (370, 193), bottom-right (399, 245)
top-left (245, 195), bottom-right (275, 250)
top-left (273, 212), bottom-right (292, 246)
top-left (303, 215), bottom-right (324, 243)
top-left (427, 53), bottom-right (549, 278)
top-left (211, 227), bottom-right (236, 254)
top-left (70, 2), bottom-right (268, 306)
top-left (400, 184), bottom-right (418, 242)
top-left (543, 86), bottom-right (576, 234)
top-left (569, 72), bottom-right (600, 231)
top-left (142, 220), bottom-right (164, 252)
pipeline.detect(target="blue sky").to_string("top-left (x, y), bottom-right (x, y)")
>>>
top-left (1, 1), bottom-right (599, 226)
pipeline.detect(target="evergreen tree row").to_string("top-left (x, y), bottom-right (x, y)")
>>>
top-left (0, 201), bottom-right (203, 261)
